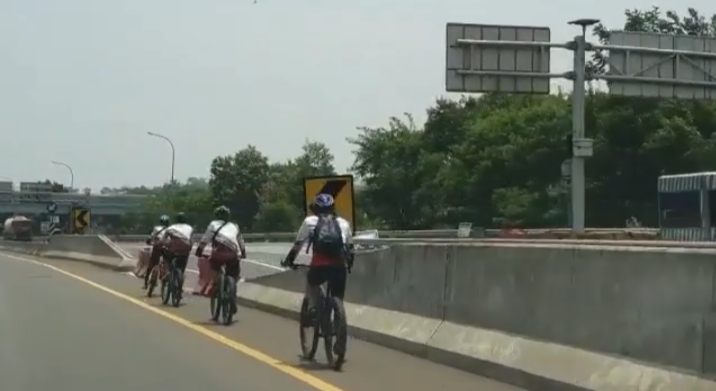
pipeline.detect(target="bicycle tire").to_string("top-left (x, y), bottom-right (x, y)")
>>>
top-left (298, 297), bottom-right (320, 360)
top-left (160, 270), bottom-right (171, 305)
top-left (327, 296), bottom-right (348, 371)
top-left (171, 269), bottom-right (182, 307)
top-left (147, 266), bottom-right (159, 298)
top-left (221, 275), bottom-right (235, 325)
top-left (210, 273), bottom-right (223, 322)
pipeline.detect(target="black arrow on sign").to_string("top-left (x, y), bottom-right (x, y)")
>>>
top-left (318, 180), bottom-right (347, 199)
top-left (76, 210), bottom-right (89, 227)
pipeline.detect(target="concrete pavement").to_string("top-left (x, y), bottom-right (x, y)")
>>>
top-left (0, 251), bottom-right (526, 391)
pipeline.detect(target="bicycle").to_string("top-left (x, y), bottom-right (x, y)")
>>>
top-left (146, 255), bottom-right (168, 298)
top-left (161, 257), bottom-right (183, 307)
top-left (293, 264), bottom-right (348, 371)
top-left (210, 263), bottom-right (237, 325)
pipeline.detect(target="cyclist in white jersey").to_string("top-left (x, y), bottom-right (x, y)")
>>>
top-left (161, 212), bottom-right (194, 291)
top-left (195, 206), bottom-right (246, 283)
top-left (142, 214), bottom-right (170, 289)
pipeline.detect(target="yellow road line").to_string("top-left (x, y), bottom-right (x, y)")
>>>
top-left (1, 252), bottom-right (347, 391)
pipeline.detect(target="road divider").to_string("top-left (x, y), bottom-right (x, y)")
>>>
top-left (237, 242), bottom-right (716, 391)
top-left (0, 235), bottom-right (135, 271)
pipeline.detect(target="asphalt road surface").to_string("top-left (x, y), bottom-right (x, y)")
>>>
top-left (0, 251), bottom-right (527, 391)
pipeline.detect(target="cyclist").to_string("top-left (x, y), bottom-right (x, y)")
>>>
top-left (281, 193), bottom-right (354, 324)
top-left (143, 214), bottom-right (170, 289)
top-left (195, 206), bottom-right (246, 313)
top-left (161, 212), bottom-right (194, 293)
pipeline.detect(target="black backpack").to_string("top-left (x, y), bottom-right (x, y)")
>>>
top-left (311, 214), bottom-right (344, 259)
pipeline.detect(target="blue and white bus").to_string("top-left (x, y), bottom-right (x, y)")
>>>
top-left (658, 172), bottom-right (716, 241)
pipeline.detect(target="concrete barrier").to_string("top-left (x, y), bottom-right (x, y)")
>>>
top-left (237, 242), bottom-right (716, 391)
top-left (0, 235), bottom-right (136, 271)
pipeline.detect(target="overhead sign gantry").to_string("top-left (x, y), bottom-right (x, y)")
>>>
top-left (445, 19), bottom-right (716, 231)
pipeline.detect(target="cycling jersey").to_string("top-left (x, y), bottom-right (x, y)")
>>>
top-left (199, 220), bottom-right (243, 258)
top-left (148, 225), bottom-right (168, 247)
top-left (162, 223), bottom-right (194, 256)
top-left (295, 215), bottom-right (353, 267)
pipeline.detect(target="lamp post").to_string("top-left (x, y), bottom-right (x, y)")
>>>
top-left (147, 132), bottom-right (175, 186)
top-left (51, 161), bottom-right (74, 189)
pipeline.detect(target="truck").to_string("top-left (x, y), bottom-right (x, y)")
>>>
top-left (3, 216), bottom-right (33, 241)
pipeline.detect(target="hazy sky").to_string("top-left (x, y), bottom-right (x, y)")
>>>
top-left (1, 0), bottom-right (712, 190)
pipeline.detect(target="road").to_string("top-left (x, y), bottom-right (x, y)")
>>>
top-left (0, 251), bottom-right (526, 391)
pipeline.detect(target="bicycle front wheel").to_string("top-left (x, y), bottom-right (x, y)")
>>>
top-left (147, 266), bottom-right (159, 298)
top-left (325, 296), bottom-right (348, 371)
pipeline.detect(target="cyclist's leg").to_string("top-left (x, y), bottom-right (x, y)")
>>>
top-left (305, 266), bottom-right (329, 313)
top-left (225, 257), bottom-right (240, 312)
top-left (143, 246), bottom-right (162, 288)
top-left (173, 254), bottom-right (189, 288)
top-left (326, 265), bottom-right (347, 301)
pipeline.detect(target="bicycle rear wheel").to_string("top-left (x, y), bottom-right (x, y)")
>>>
top-left (299, 297), bottom-right (320, 360)
top-left (210, 274), bottom-right (223, 322)
top-left (221, 275), bottom-right (235, 325)
top-left (171, 269), bottom-right (182, 307)
top-left (325, 296), bottom-right (348, 371)
top-left (160, 270), bottom-right (171, 305)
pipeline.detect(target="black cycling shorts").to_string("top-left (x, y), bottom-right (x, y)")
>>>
top-left (210, 257), bottom-right (241, 282)
top-left (307, 265), bottom-right (347, 300)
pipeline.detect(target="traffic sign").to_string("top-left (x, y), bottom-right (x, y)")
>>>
top-left (47, 202), bottom-right (57, 214)
top-left (74, 208), bottom-right (90, 229)
top-left (446, 23), bottom-right (552, 94)
top-left (303, 175), bottom-right (356, 231)
top-left (606, 31), bottom-right (716, 99)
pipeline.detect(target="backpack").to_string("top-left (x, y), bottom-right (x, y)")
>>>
top-left (311, 214), bottom-right (345, 259)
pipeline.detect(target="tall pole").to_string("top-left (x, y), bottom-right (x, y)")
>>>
top-left (567, 19), bottom-right (597, 232)
top-left (147, 132), bottom-right (175, 186)
top-left (51, 161), bottom-right (74, 190)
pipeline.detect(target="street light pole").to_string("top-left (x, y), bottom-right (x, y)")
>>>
top-left (147, 132), bottom-right (175, 186)
top-left (51, 161), bottom-right (74, 190)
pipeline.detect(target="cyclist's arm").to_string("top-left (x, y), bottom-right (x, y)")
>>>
top-left (236, 225), bottom-right (246, 259)
top-left (146, 227), bottom-right (159, 245)
top-left (340, 220), bottom-right (355, 267)
top-left (284, 218), bottom-right (312, 265)
top-left (195, 223), bottom-right (215, 257)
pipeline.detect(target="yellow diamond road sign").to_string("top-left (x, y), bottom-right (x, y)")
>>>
top-left (303, 175), bottom-right (355, 231)
top-left (74, 208), bottom-right (90, 229)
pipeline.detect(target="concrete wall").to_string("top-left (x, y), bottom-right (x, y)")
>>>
top-left (248, 242), bottom-right (716, 375)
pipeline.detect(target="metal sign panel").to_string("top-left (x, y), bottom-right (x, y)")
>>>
top-left (607, 31), bottom-right (716, 99)
top-left (302, 175), bottom-right (355, 232)
top-left (446, 23), bottom-right (551, 94)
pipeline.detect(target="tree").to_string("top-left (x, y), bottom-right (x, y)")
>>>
top-left (209, 145), bottom-right (270, 230)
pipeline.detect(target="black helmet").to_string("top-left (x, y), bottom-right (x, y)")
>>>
top-left (214, 205), bottom-right (230, 220)
top-left (159, 214), bottom-right (170, 226)
top-left (175, 212), bottom-right (187, 224)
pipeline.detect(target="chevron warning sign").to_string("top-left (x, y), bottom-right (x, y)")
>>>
top-left (303, 174), bottom-right (355, 231)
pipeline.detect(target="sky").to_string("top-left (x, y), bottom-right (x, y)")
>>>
top-left (1, 0), bottom-right (713, 190)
